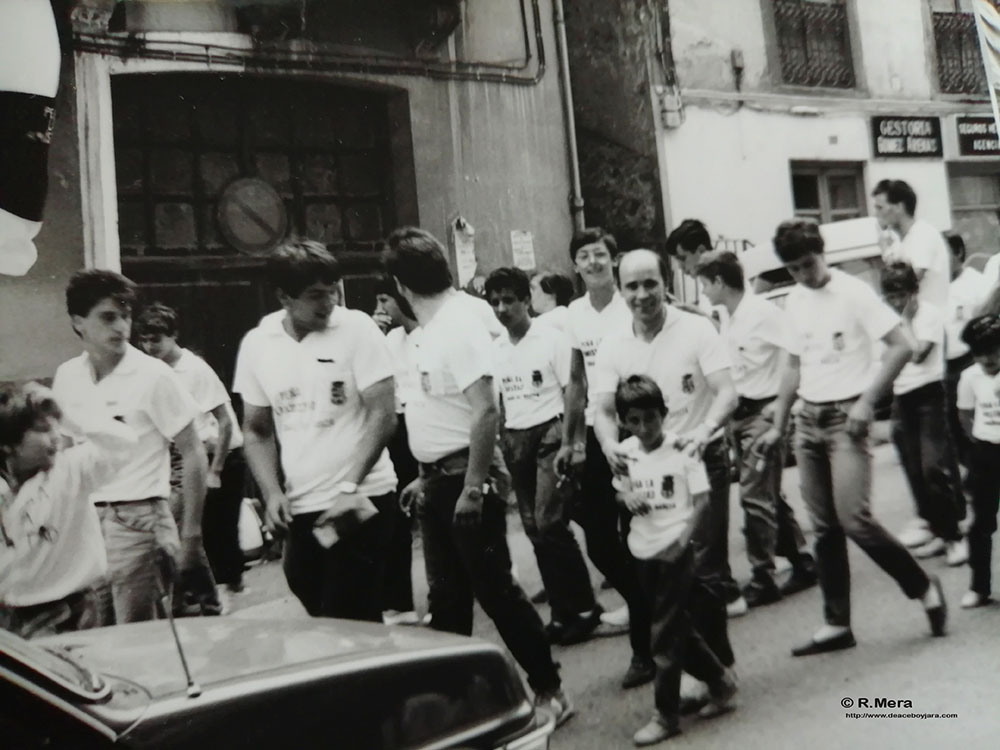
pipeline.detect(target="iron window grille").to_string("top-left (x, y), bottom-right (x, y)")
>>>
top-left (933, 9), bottom-right (988, 94)
top-left (773, 0), bottom-right (855, 88)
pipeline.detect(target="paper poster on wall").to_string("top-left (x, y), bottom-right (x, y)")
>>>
top-left (510, 230), bottom-right (536, 271)
top-left (453, 217), bottom-right (477, 287)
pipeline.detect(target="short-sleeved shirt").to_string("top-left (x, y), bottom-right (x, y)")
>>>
top-left (171, 348), bottom-right (243, 452)
top-left (982, 253), bottom-right (1000, 288)
top-left (593, 307), bottom-right (730, 435)
top-left (494, 322), bottom-right (570, 430)
top-left (722, 293), bottom-right (790, 400)
top-left (948, 267), bottom-right (990, 361)
top-left (957, 363), bottom-right (1000, 443)
top-left (784, 270), bottom-right (900, 403)
top-left (455, 290), bottom-right (504, 340)
top-left (404, 294), bottom-right (496, 463)
top-left (52, 346), bottom-right (201, 503)
top-left (616, 435), bottom-right (710, 560)
top-left (385, 326), bottom-right (417, 415)
top-left (894, 302), bottom-right (946, 395)
top-left (0, 411), bottom-right (135, 607)
top-left (233, 307), bottom-right (397, 515)
top-left (534, 305), bottom-right (570, 334)
top-left (566, 291), bottom-right (633, 426)
top-left (897, 219), bottom-right (950, 309)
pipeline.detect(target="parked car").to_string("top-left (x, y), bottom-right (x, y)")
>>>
top-left (0, 617), bottom-right (555, 750)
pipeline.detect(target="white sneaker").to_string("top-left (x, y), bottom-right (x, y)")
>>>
top-left (946, 539), bottom-right (968, 567)
top-left (535, 689), bottom-right (575, 729)
top-left (383, 610), bottom-right (421, 626)
top-left (898, 519), bottom-right (933, 548)
top-left (600, 604), bottom-right (630, 628)
top-left (912, 537), bottom-right (947, 559)
top-left (421, 612), bottom-right (433, 626)
top-left (726, 596), bottom-right (748, 618)
top-left (961, 590), bottom-right (990, 608)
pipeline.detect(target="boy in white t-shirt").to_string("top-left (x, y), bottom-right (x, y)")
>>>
top-left (879, 262), bottom-right (966, 566)
top-left (613, 375), bottom-right (736, 747)
top-left (956, 315), bottom-right (1000, 608)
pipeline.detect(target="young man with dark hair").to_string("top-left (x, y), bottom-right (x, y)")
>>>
top-left (695, 250), bottom-right (816, 606)
top-left (872, 179), bottom-right (949, 309)
top-left (556, 227), bottom-right (656, 689)
top-left (136, 302), bottom-right (247, 604)
top-left (485, 266), bottom-right (601, 645)
top-left (758, 221), bottom-right (946, 656)
top-left (879, 262), bottom-right (966, 565)
top-left (234, 239), bottom-right (398, 622)
top-left (0, 383), bottom-right (136, 638)
top-left (52, 270), bottom-right (207, 624)
top-left (665, 219), bottom-right (713, 276)
top-left (384, 228), bottom-right (573, 726)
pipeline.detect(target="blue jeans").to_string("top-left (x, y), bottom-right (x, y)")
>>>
top-left (794, 399), bottom-right (930, 627)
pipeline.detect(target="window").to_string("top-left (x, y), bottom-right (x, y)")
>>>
top-left (790, 163), bottom-right (866, 224)
top-left (948, 165), bottom-right (1000, 264)
top-left (772, 0), bottom-right (855, 88)
top-left (931, 0), bottom-right (990, 94)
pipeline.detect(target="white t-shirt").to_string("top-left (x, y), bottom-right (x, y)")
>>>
top-left (616, 435), bottom-right (710, 560)
top-left (455, 290), bottom-right (504, 340)
top-left (897, 219), bottom-right (950, 309)
top-left (723, 292), bottom-right (790, 400)
top-left (593, 307), bottom-right (730, 435)
top-left (0, 410), bottom-right (136, 607)
top-left (53, 346), bottom-right (201, 503)
top-left (494, 322), bottom-right (570, 430)
top-left (385, 326), bottom-right (419, 415)
top-left (982, 253), bottom-right (1000, 288)
top-left (566, 291), bottom-right (632, 426)
top-left (894, 303), bottom-right (946, 395)
top-left (948, 267), bottom-right (990, 360)
top-left (171, 348), bottom-right (243, 452)
top-left (233, 307), bottom-right (397, 514)
top-left (784, 270), bottom-right (900, 403)
top-left (404, 294), bottom-right (497, 463)
top-left (534, 305), bottom-right (570, 334)
top-left (957, 364), bottom-right (1000, 443)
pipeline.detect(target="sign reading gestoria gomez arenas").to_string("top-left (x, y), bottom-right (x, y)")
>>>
top-left (956, 116), bottom-right (1000, 156)
top-left (871, 116), bottom-right (943, 158)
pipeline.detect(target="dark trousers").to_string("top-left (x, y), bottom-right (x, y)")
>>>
top-left (283, 493), bottom-right (395, 622)
top-left (0, 587), bottom-right (100, 640)
top-left (637, 547), bottom-right (727, 726)
top-left (890, 381), bottom-right (965, 542)
top-left (502, 417), bottom-right (597, 622)
top-left (946, 354), bottom-right (975, 469)
top-left (693, 438), bottom-right (741, 602)
top-left (203, 450), bottom-right (246, 588)
top-left (795, 399), bottom-right (930, 627)
top-left (968, 440), bottom-right (1000, 596)
top-left (384, 419), bottom-right (418, 613)
top-left (573, 427), bottom-right (651, 661)
top-left (417, 457), bottom-right (560, 694)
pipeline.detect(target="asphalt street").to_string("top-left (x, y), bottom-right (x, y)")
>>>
top-left (232, 433), bottom-right (1000, 750)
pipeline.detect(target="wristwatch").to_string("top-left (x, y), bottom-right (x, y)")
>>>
top-left (464, 485), bottom-right (485, 501)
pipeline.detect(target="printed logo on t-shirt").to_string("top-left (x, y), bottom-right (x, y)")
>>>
top-left (580, 339), bottom-right (599, 368)
top-left (330, 381), bottom-right (346, 405)
top-left (420, 372), bottom-right (431, 394)
top-left (532, 370), bottom-right (543, 388)
top-left (832, 332), bottom-right (845, 351)
top-left (681, 374), bottom-right (695, 394)
top-left (661, 475), bottom-right (674, 498)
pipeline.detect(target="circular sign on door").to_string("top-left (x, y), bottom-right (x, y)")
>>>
top-left (217, 177), bottom-right (288, 256)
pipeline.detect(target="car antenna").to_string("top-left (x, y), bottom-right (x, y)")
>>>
top-left (156, 553), bottom-right (202, 698)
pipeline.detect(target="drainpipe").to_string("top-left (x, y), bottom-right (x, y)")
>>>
top-left (553, 0), bottom-right (585, 232)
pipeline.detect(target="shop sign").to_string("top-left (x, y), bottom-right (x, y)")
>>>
top-left (871, 116), bottom-right (942, 158)
top-left (956, 116), bottom-right (1000, 156)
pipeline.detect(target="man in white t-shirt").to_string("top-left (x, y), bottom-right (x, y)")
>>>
top-left (695, 250), bottom-right (816, 607)
top-left (757, 220), bottom-right (946, 656)
top-left (485, 267), bottom-right (600, 646)
top-left (592, 249), bottom-right (739, 681)
top-left (880, 261), bottom-right (966, 565)
top-left (52, 270), bottom-right (207, 625)
top-left (554, 227), bottom-right (655, 690)
top-left (234, 240), bottom-right (398, 623)
top-left (382, 227), bottom-right (572, 726)
top-left (872, 179), bottom-right (949, 309)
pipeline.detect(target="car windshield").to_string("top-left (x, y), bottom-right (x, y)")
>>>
top-left (0, 630), bottom-right (108, 700)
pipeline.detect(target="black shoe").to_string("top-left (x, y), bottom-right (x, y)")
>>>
top-left (780, 565), bottom-right (818, 597)
top-left (545, 620), bottom-right (567, 645)
top-left (925, 575), bottom-right (948, 637)
top-left (558, 607), bottom-right (604, 645)
top-left (679, 692), bottom-right (709, 715)
top-left (531, 589), bottom-right (549, 605)
top-left (621, 657), bottom-right (656, 689)
top-left (791, 630), bottom-right (856, 657)
top-left (743, 581), bottom-right (782, 608)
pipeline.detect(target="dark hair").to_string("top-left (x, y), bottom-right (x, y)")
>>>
top-left (872, 179), bottom-right (917, 216)
top-left (535, 272), bottom-right (575, 307)
top-left (484, 267), bottom-right (531, 301)
top-left (0, 384), bottom-right (62, 449)
top-left (961, 314), bottom-right (1000, 355)
top-left (65, 269), bottom-right (137, 319)
top-left (945, 233), bottom-right (966, 261)
top-left (773, 220), bottom-right (824, 263)
top-left (694, 250), bottom-right (745, 290)
top-left (382, 227), bottom-right (454, 295)
top-left (615, 374), bottom-right (668, 420)
top-left (569, 227), bottom-right (618, 263)
top-left (373, 274), bottom-right (416, 321)
top-left (135, 302), bottom-right (179, 337)
top-left (665, 219), bottom-right (712, 257)
top-left (880, 261), bottom-right (919, 295)
top-left (266, 239), bottom-right (341, 298)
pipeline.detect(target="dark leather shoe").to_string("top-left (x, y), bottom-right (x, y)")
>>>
top-left (558, 607), bottom-right (604, 645)
top-left (621, 657), bottom-right (656, 689)
top-left (545, 620), bottom-right (567, 645)
top-left (780, 566), bottom-right (818, 597)
top-left (744, 581), bottom-right (782, 608)
top-left (925, 575), bottom-right (947, 637)
top-left (791, 630), bottom-right (856, 657)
